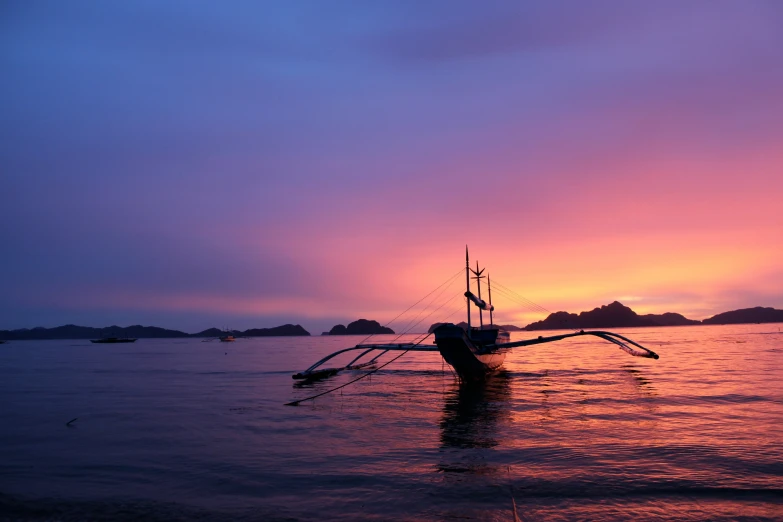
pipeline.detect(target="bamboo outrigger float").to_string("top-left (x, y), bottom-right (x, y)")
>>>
top-left (292, 248), bottom-right (658, 382)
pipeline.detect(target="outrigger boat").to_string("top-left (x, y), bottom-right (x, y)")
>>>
top-left (292, 248), bottom-right (658, 381)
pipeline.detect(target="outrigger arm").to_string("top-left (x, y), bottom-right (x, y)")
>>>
top-left (492, 330), bottom-right (659, 359)
top-left (292, 342), bottom-right (439, 380)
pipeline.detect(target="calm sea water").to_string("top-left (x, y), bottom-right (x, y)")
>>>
top-left (1, 324), bottom-right (782, 521)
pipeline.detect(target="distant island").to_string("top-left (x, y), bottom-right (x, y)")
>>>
top-left (498, 324), bottom-right (525, 332)
top-left (323, 319), bottom-right (394, 336)
top-left (243, 325), bottom-right (310, 336)
top-left (524, 301), bottom-right (700, 330)
top-left (194, 325), bottom-right (310, 338)
top-left (427, 302), bottom-right (783, 332)
top-left (526, 302), bottom-right (783, 330)
top-left (0, 323), bottom-right (310, 341)
top-left (2, 304), bottom-right (781, 341)
top-left (701, 307), bottom-right (783, 325)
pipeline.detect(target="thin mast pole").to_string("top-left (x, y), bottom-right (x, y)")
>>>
top-left (465, 246), bottom-right (471, 330)
top-left (476, 261), bottom-right (484, 329)
top-left (488, 274), bottom-right (494, 326)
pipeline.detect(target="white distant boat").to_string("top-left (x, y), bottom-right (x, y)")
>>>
top-left (293, 247), bottom-right (658, 381)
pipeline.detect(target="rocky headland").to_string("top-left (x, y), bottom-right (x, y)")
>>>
top-left (701, 306), bottom-right (783, 325)
top-left (323, 319), bottom-right (394, 335)
top-left (525, 301), bottom-right (700, 330)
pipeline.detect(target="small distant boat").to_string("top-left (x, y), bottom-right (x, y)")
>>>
top-left (293, 247), bottom-right (658, 381)
top-left (218, 328), bottom-right (237, 342)
top-left (90, 337), bottom-right (137, 344)
top-left (0, 340), bottom-right (7, 344)
top-left (200, 329), bottom-right (239, 343)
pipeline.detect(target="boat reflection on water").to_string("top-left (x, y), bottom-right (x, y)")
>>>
top-left (437, 372), bottom-right (512, 474)
top-left (440, 372), bottom-right (512, 449)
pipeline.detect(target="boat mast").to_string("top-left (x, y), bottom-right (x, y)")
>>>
top-left (465, 246), bottom-right (471, 330)
top-left (475, 261), bottom-right (484, 329)
top-left (468, 258), bottom-right (487, 329)
top-left (488, 273), bottom-right (494, 326)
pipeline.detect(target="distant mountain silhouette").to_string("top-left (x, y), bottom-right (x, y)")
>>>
top-left (0, 324), bottom-right (189, 340)
top-left (0, 323), bottom-right (310, 340)
top-left (525, 301), bottom-right (699, 330)
top-left (497, 324), bottom-right (524, 331)
top-left (324, 319), bottom-right (394, 335)
top-left (192, 325), bottom-right (311, 337)
top-left (243, 324), bottom-right (310, 336)
top-left (702, 307), bottom-right (783, 325)
top-left (639, 312), bottom-right (700, 326)
top-left (436, 303), bottom-right (780, 332)
top-left (3, 304), bottom-right (780, 341)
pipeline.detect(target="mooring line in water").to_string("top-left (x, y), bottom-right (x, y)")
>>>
top-left (508, 465), bottom-right (524, 522)
top-left (284, 334), bottom-right (435, 406)
top-left (511, 495), bottom-right (522, 522)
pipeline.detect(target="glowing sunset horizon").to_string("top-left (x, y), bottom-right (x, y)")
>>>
top-left (2, 2), bottom-right (781, 334)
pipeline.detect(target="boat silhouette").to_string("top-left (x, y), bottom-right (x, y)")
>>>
top-left (293, 247), bottom-right (658, 381)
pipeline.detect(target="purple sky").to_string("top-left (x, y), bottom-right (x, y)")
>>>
top-left (2, 1), bottom-right (782, 334)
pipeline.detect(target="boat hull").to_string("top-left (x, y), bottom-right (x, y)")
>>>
top-left (434, 324), bottom-right (507, 380)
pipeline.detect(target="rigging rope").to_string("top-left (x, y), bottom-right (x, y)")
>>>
top-left (490, 280), bottom-right (553, 317)
top-left (389, 271), bottom-right (463, 341)
top-left (419, 298), bottom-right (471, 339)
top-left (490, 279), bottom-right (582, 333)
top-left (393, 283), bottom-right (464, 339)
top-left (352, 267), bottom-right (464, 346)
